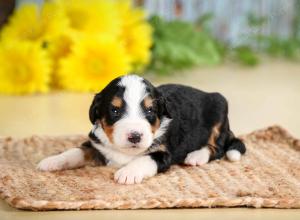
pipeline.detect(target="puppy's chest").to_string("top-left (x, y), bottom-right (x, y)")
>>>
top-left (92, 143), bottom-right (135, 167)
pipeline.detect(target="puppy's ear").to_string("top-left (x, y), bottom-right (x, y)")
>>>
top-left (89, 92), bottom-right (102, 124)
top-left (156, 90), bottom-right (171, 118)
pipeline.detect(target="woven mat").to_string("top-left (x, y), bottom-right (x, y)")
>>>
top-left (0, 126), bottom-right (299, 210)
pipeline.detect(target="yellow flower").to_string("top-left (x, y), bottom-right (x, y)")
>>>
top-left (48, 33), bottom-right (74, 62)
top-left (57, 0), bottom-right (120, 36)
top-left (58, 35), bottom-right (130, 92)
top-left (1, 2), bottom-right (68, 44)
top-left (0, 0), bottom-right (153, 94)
top-left (46, 32), bottom-right (75, 88)
top-left (123, 23), bottom-right (152, 68)
top-left (0, 41), bottom-right (51, 95)
top-left (117, 1), bottom-right (152, 68)
top-left (47, 0), bottom-right (122, 85)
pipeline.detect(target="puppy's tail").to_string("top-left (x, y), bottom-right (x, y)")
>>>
top-left (225, 131), bottom-right (246, 162)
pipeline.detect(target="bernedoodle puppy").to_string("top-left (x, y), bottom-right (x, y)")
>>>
top-left (38, 74), bottom-right (246, 184)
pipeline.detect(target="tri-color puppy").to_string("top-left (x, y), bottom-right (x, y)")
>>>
top-left (38, 74), bottom-right (246, 184)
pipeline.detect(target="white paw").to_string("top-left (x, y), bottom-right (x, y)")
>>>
top-left (37, 155), bottom-right (67, 171)
top-left (114, 166), bottom-right (144, 184)
top-left (114, 156), bottom-right (157, 185)
top-left (184, 147), bottom-right (210, 166)
top-left (226, 150), bottom-right (241, 162)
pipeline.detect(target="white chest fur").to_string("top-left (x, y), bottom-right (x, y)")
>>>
top-left (91, 142), bottom-right (135, 167)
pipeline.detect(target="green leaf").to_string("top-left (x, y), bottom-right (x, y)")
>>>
top-left (148, 16), bottom-right (222, 74)
top-left (233, 46), bottom-right (260, 66)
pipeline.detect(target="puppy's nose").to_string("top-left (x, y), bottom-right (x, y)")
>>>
top-left (128, 132), bottom-right (142, 144)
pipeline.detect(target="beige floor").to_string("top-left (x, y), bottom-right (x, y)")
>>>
top-left (0, 60), bottom-right (300, 219)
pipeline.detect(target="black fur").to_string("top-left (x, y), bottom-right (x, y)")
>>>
top-left (88, 129), bottom-right (101, 144)
top-left (81, 141), bottom-right (107, 165)
top-left (155, 84), bottom-right (246, 169)
top-left (89, 76), bottom-right (166, 128)
top-left (89, 77), bottom-right (127, 126)
top-left (87, 76), bottom-right (246, 174)
top-left (149, 151), bottom-right (171, 173)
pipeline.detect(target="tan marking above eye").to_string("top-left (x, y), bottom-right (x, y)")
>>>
top-left (111, 96), bottom-right (123, 108)
top-left (143, 96), bottom-right (154, 108)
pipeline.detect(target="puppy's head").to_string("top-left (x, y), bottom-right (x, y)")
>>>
top-left (89, 75), bottom-right (170, 155)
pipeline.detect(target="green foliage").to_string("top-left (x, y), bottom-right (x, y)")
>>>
top-left (292, 0), bottom-right (300, 38)
top-left (247, 13), bottom-right (300, 60)
top-left (257, 36), bottom-right (300, 59)
top-left (232, 46), bottom-right (260, 66)
top-left (148, 16), bottom-right (221, 74)
top-left (195, 12), bottom-right (214, 32)
top-left (148, 12), bottom-right (300, 74)
top-left (247, 12), bottom-right (267, 27)
top-left (229, 12), bottom-right (300, 66)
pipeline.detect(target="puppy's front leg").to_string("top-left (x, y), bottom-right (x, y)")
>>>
top-left (114, 151), bottom-right (171, 184)
top-left (37, 141), bottom-right (101, 171)
top-left (37, 147), bottom-right (86, 171)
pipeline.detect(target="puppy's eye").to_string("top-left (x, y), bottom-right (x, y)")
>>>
top-left (146, 107), bottom-right (154, 114)
top-left (111, 107), bottom-right (120, 116)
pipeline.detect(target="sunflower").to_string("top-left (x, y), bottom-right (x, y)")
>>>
top-left (56, 0), bottom-right (120, 36)
top-left (0, 0), bottom-right (152, 95)
top-left (123, 22), bottom-right (152, 68)
top-left (47, 0), bottom-right (123, 87)
top-left (0, 2), bottom-right (68, 44)
top-left (58, 35), bottom-right (130, 92)
top-left (46, 32), bottom-right (75, 88)
top-left (117, 1), bottom-right (152, 68)
top-left (0, 41), bottom-right (51, 95)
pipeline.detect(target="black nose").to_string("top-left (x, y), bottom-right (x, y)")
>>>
top-left (128, 132), bottom-right (142, 144)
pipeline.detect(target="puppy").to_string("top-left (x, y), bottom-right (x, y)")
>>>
top-left (38, 74), bottom-right (246, 184)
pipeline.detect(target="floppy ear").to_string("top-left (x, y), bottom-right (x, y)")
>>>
top-left (89, 92), bottom-right (102, 124)
top-left (156, 90), bottom-right (171, 119)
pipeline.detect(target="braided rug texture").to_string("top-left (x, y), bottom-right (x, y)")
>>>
top-left (0, 126), bottom-right (299, 210)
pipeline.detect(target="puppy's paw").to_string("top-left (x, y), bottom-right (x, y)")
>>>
top-left (114, 166), bottom-right (144, 184)
top-left (114, 156), bottom-right (157, 185)
top-left (37, 155), bottom-right (66, 171)
top-left (184, 147), bottom-right (210, 166)
top-left (226, 150), bottom-right (241, 162)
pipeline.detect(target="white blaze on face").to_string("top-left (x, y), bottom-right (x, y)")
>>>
top-left (113, 75), bottom-right (153, 151)
top-left (120, 75), bottom-right (146, 117)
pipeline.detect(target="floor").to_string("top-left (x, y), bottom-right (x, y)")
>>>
top-left (0, 60), bottom-right (300, 219)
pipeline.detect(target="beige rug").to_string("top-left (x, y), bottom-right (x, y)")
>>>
top-left (0, 126), bottom-right (299, 210)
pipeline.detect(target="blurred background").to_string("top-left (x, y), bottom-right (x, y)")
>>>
top-left (0, 0), bottom-right (299, 138)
